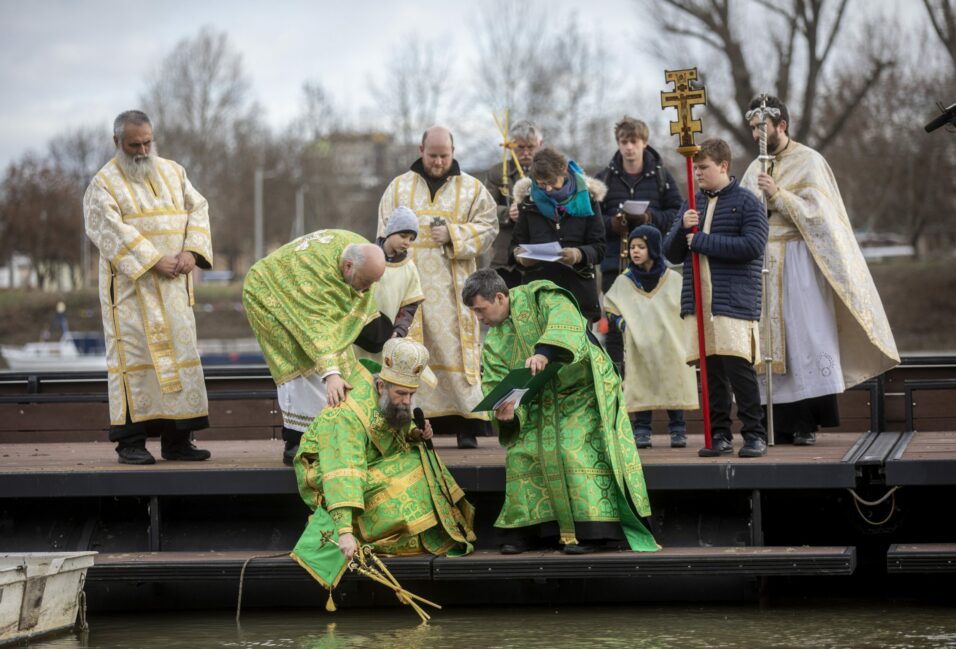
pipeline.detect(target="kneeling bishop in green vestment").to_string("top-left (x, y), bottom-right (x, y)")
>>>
top-left (291, 337), bottom-right (476, 593)
top-left (463, 269), bottom-right (657, 553)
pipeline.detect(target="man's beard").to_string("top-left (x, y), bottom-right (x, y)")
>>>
top-left (425, 161), bottom-right (451, 179)
top-left (766, 130), bottom-right (782, 154)
top-left (378, 390), bottom-right (413, 429)
top-left (115, 146), bottom-right (158, 183)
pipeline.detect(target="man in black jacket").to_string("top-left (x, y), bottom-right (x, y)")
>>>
top-left (596, 117), bottom-right (684, 370)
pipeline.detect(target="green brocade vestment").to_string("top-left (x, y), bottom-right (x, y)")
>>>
top-left (292, 367), bottom-right (475, 590)
top-left (243, 229), bottom-right (379, 385)
top-left (481, 281), bottom-right (657, 551)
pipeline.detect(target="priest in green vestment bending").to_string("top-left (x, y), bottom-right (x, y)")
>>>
top-left (293, 337), bottom-right (476, 565)
top-left (463, 269), bottom-right (657, 555)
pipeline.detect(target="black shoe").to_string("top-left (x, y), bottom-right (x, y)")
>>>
top-left (563, 543), bottom-right (598, 555)
top-left (283, 442), bottom-right (299, 467)
top-left (634, 430), bottom-right (652, 449)
top-left (670, 431), bottom-right (687, 448)
top-left (738, 437), bottom-right (768, 458)
top-left (698, 438), bottom-right (733, 457)
top-left (793, 431), bottom-right (817, 446)
top-left (117, 445), bottom-right (156, 465)
top-left (457, 432), bottom-right (478, 449)
top-left (161, 441), bottom-right (211, 461)
top-left (500, 543), bottom-right (528, 555)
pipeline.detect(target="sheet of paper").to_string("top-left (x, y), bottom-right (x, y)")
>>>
top-left (515, 241), bottom-right (563, 262)
top-left (493, 388), bottom-right (530, 410)
top-left (622, 200), bottom-right (650, 216)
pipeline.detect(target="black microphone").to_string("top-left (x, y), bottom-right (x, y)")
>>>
top-left (924, 102), bottom-right (956, 133)
top-left (413, 407), bottom-right (433, 450)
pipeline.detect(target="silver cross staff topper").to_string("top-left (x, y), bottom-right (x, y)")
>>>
top-left (744, 95), bottom-right (781, 173)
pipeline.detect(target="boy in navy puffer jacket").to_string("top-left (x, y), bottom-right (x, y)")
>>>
top-left (663, 138), bottom-right (769, 458)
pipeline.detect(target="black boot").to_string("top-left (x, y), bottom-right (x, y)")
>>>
top-left (456, 431), bottom-right (478, 449)
top-left (116, 439), bottom-right (155, 465)
top-left (738, 436), bottom-right (768, 457)
top-left (698, 437), bottom-right (733, 457)
top-left (161, 434), bottom-right (211, 461)
top-left (281, 427), bottom-right (303, 466)
top-left (793, 431), bottom-right (817, 446)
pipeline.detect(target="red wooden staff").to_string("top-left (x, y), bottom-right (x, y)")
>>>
top-left (660, 68), bottom-right (712, 448)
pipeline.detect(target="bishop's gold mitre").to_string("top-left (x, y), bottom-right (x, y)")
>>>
top-left (379, 338), bottom-right (430, 389)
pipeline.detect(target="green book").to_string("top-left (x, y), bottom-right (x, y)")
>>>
top-left (472, 362), bottom-right (564, 412)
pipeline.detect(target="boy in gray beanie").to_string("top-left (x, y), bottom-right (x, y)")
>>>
top-left (368, 207), bottom-right (424, 342)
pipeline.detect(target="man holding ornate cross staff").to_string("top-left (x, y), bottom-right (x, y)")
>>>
top-left (661, 69), bottom-right (769, 458)
top-left (740, 95), bottom-right (899, 445)
top-left (659, 68), bottom-right (714, 450)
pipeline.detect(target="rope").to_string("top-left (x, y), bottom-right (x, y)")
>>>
top-left (847, 485), bottom-right (900, 507)
top-left (76, 589), bottom-right (89, 632)
top-left (236, 552), bottom-right (289, 623)
top-left (848, 487), bottom-right (900, 526)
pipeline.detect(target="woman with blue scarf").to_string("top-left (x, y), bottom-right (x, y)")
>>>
top-left (509, 148), bottom-right (607, 322)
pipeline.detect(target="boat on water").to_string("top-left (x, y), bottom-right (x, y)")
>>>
top-left (0, 332), bottom-right (108, 372)
top-left (1, 334), bottom-right (265, 371)
top-left (1, 303), bottom-right (264, 371)
top-left (0, 551), bottom-right (97, 646)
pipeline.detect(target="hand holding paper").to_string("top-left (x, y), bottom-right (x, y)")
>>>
top-left (493, 399), bottom-right (517, 422)
top-left (514, 241), bottom-right (563, 262)
top-left (472, 363), bottom-right (564, 412)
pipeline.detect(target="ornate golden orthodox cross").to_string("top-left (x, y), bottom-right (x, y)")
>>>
top-left (660, 68), bottom-right (707, 157)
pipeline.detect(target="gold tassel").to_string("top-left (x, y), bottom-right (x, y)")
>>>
top-left (325, 590), bottom-right (337, 612)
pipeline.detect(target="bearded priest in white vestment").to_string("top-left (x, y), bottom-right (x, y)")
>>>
top-left (378, 126), bottom-right (499, 448)
top-left (741, 96), bottom-right (899, 446)
top-left (83, 110), bottom-right (214, 465)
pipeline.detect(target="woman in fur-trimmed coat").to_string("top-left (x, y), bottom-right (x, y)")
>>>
top-left (510, 147), bottom-right (607, 322)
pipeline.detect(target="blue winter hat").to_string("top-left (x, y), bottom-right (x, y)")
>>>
top-left (385, 206), bottom-right (419, 238)
top-left (628, 225), bottom-right (661, 261)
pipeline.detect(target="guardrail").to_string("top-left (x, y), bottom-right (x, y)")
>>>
top-left (903, 378), bottom-right (956, 432)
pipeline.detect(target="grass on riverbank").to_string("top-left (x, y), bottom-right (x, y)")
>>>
top-left (0, 256), bottom-right (953, 354)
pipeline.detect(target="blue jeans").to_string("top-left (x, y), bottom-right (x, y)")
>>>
top-left (632, 410), bottom-right (686, 434)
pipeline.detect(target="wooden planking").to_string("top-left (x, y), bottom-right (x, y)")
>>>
top-left (0, 399), bottom-right (281, 442)
top-left (0, 433), bottom-right (868, 474)
top-left (887, 543), bottom-right (956, 573)
top-left (0, 402), bottom-right (109, 431)
top-left (432, 546), bottom-right (856, 579)
top-left (88, 546), bottom-right (857, 582)
top-left (885, 431), bottom-right (956, 486)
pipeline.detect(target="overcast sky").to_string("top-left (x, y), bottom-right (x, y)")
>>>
top-left (0, 0), bottom-right (925, 172)
top-left (0, 0), bottom-right (646, 171)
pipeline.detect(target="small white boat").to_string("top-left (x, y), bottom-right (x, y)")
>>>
top-left (0, 551), bottom-right (97, 646)
top-left (1, 334), bottom-right (265, 372)
top-left (0, 333), bottom-right (107, 372)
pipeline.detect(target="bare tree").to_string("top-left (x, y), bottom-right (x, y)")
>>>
top-left (923, 0), bottom-right (956, 72)
top-left (141, 26), bottom-right (252, 173)
top-left (47, 125), bottom-right (113, 184)
top-left (369, 36), bottom-right (453, 147)
top-left (296, 80), bottom-right (341, 140)
top-left (46, 125), bottom-right (113, 287)
top-left (819, 28), bottom-right (956, 256)
top-left (140, 26), bottom-right (263, 271)
top-left (643, 0), bottom-right (892, 153)
top-left (474, 0), bottom-right (548, 114)
top-left (473, 5), bottom-right (612, 163)
top-left (0, 155), bottom-right (84, 288)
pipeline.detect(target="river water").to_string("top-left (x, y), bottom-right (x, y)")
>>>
top-left (25, 604), bottom-right (956, 648)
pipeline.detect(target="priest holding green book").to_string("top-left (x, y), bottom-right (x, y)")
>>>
top-left (463, 269), bottom-right (657, 554)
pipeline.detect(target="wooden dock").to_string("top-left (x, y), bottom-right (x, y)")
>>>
top-left (1, 359), bottom-right (955, 609)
